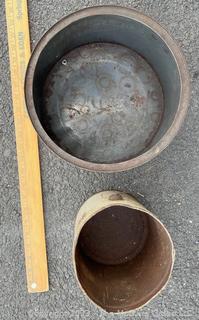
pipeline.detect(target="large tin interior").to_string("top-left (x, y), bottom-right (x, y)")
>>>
top-left (32, 14), bottom-right (181, 164)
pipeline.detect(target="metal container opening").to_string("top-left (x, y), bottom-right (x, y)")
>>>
top-left (73, 191), bottom-right (174, 313)
top-left (25, 6), bottom-right (189, 171)
top-left (43, 43), bottom-right (164, 164)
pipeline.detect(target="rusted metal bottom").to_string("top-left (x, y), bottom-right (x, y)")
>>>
top-left (74, 191), bottom-right (174, 312)
top-left (44, 43), bottom-right (164, 163)
top-left (78, 206), bottom-right (148, 265)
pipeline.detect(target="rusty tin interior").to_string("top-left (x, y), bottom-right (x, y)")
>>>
top-left (74, 191), bottom-right (174, 312)
top-left (25, 6), bottom-right (189, 172)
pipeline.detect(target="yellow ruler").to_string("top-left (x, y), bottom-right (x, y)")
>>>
top-left (5, 0), bottom-right (49, 292)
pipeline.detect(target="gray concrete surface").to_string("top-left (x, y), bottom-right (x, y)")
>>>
top-left (0, 0), bottom-right (199, 319)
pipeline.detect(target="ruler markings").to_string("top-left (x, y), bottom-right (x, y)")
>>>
top-left (5, 0), bottom-right (49, 292)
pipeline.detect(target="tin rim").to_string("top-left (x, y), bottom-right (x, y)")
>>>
top-left (25, 6), bottom-right (190, 172)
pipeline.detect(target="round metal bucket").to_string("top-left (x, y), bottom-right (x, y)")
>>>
top-left (73, 191), bottom-right (174, 313)
top-left (25, 6), bottom-right (189, 172)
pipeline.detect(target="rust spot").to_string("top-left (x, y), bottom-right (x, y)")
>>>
top-left (130, 91), bottom-right (145, 108)
top-left (68, 109), bottom-right (77, 119)
top-left (109, 193), bottom-right (123, 201)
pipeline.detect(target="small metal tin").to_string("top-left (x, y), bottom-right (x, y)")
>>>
top-left (73, 191), bottom-right (175, 313)
top-left (25, 6), bottom-right (190, 172)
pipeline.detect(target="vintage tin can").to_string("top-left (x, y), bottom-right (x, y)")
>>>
top-left (25, 6), bottom-right (189, 171)
top-left (73, 191), bottom-right (175, 313)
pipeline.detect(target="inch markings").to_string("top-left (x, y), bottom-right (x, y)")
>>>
top-left (5, 0), bottom-right (49, 293)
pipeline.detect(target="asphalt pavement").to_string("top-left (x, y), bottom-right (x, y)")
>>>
top-left (0, 0), bottom-right (199, 319)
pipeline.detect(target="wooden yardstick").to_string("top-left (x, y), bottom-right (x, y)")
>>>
top-left (5, 0), bottom-right (49, 292)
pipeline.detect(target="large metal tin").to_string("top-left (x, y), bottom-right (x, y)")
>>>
top-left (25, 6), bottom-right (190, 172)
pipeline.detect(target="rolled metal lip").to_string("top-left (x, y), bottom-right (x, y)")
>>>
top-left (25, 5), bottom-right (190, 172)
